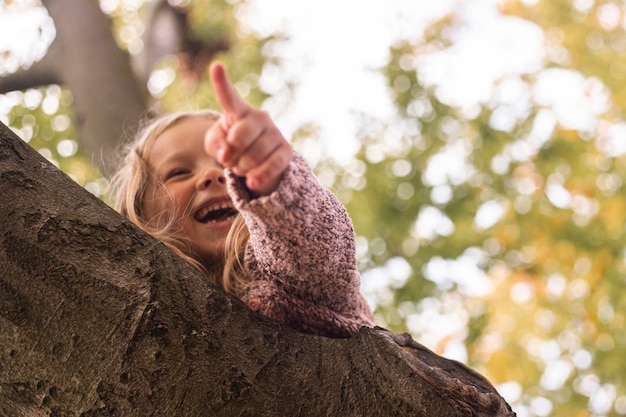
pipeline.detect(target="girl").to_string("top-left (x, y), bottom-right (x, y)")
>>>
top-left (109, 63), bottom-right (374, 337)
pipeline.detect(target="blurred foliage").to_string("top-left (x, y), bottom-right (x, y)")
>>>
top-left (2, 86), bottom-right (106, 195)
top-left (150, 0), bottom-right (275, 112)
top-left (502, 0), bottom-right (626, 111)
top-left (1, 0), bottom-right (274, 201)
top-left (334, 1), bottom-right (626, 416)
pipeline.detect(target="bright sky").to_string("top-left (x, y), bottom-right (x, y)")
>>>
top-left (239, 0), bottom-right (459, 160)
top-left (0, 1), bottom-right (53, 75)
top-left (237, 0), bottom-right (560, 168)
top-left (0, 0), bottom-right (456, 154)
top-left (0, 0), bottom-right (570, 163)
top-left (1, 0), bottom-right (612, 160)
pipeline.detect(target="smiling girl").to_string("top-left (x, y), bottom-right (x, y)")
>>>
top-left (109, 63), bottom-right (374, 337)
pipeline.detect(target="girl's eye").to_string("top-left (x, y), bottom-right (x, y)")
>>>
top-left (164, 168), bottom-right (190, 181)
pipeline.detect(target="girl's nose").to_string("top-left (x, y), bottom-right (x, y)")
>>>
top-left (196, 166), bottom-right (226, 190)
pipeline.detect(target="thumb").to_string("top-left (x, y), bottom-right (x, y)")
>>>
top-left (210, 62), bottom-right (248, 120)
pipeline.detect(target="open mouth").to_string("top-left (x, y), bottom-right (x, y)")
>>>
top-left (194, 201), bottom-right (238, 224)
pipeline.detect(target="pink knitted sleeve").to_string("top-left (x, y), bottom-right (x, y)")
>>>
top-left (225, 153), bottom-right (375, 337)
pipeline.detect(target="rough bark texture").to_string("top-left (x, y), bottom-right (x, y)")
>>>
top-left (0, 124), bottom-right (515, 416)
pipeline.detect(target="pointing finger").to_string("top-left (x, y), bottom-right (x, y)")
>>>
top-left (204, 122), bottom-right (231, 164)
top-left (210, 62), bottom-right (249, 121)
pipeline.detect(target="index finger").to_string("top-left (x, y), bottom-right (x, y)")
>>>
top-left (210, 62), bottom-right (249, 119)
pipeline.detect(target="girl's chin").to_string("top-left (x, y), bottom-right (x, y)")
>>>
top-left (192, 243), bottom-right (226, 266)
top-left (191, 234), bottom-right (228, 260)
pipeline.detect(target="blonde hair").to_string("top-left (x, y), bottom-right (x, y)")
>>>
top-left (108, 109), bottom-right (250, 294)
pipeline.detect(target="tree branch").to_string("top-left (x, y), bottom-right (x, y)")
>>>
top-left (0, 124), bottom-right (515, 416)
top-left (0, 47), bottom-right (62, 93)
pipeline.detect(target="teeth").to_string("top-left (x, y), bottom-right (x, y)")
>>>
top-left (194, 201), bottom-right (235, 222)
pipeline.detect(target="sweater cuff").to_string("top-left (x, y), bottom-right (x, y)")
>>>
top-left (224, 152), bottom-right (309, 212)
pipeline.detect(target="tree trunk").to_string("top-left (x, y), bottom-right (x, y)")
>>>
top-left (0, 124), bottom-right (515, 416)
top-left (0, 1), bottom-right (149, 176)
top-left (40, 0), bottom-right (148, 176)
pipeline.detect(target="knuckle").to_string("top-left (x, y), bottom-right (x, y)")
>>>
top-left (257, 111), bottom-right (272, 124)
top-left (226, 129), bottom-right (244, 148)
top-left (266, 152), bottom-right (288, 176)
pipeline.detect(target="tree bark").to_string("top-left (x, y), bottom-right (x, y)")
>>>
top-left (0, 124), bottom-right (515, 416)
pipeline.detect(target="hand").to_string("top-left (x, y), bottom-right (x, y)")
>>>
top-left (205, 62), bottom-right (293, 196)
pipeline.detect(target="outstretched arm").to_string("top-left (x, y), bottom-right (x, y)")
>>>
top-left (207, 62), bottom-right (374, 337)
top-left (226, 154), bottom-right (375, 337)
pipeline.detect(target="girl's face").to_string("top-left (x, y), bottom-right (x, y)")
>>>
top-left (143, 116), bottom-right (237, 265)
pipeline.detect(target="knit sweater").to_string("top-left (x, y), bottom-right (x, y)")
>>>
top-left (224, 153), bottom-right (375, 338)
